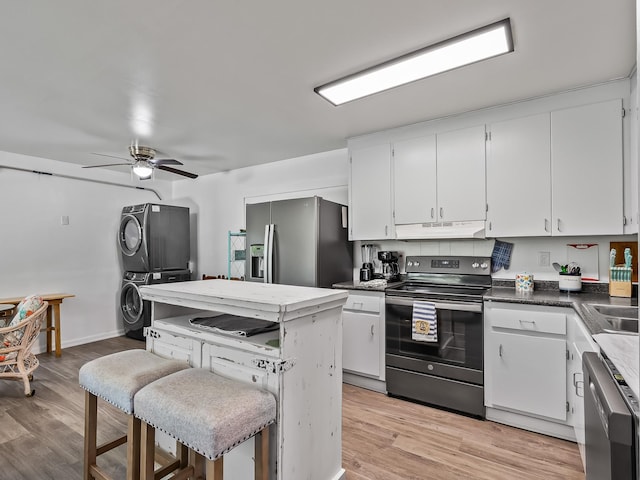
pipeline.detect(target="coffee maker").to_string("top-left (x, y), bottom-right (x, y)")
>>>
top-left (360, 244), bottom-right (378, 282)
top-left (378, 251), bottom-right (400, 281)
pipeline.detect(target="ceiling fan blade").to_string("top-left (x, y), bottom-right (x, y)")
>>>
top-left (82, 163), bottom-right (131, 168)
top-left (91, 152), bottom-right (130, 161)
top-left (157, 165), bottom-right (199, 179)
top-left (151, 158), bottom-right (183, 166)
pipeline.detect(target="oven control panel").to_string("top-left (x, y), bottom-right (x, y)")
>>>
top-left (405, 256), bottom-right (491, 275)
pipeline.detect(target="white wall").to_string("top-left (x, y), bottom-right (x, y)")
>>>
top-left (172, 148), bottom-right (349, 279)
top-left (0, 151), bottom-right (174, 352)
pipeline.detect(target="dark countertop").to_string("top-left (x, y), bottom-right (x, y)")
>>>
top-left (332, 280), bottom-right (404, 293)
top-left (484, 286), bottom-right (638, 335)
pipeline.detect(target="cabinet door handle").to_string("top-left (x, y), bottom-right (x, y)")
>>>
top-left (544, 218), bottom-right (549, 233)
top-left (431, 207), bottom-right (435, 219)
top-left (439, 207), bottom-right (444, 219)
top-left (370, 325), bottom-right (375, 336)
top-left (518, 319), bottom-right (536, 329)
top-left (499, 344), bottom-right (503, 357)
top-left (557, 219), bottom-right (562, 232)
top-left (575, 380), bottom-right (584, 398)
top-left (385, 225), bottom-right (388, 236)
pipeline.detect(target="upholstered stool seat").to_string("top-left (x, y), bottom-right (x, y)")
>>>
top-left (79, 349), bottom-right (189, 480)
top-left (135, 368), bottom-right (277, 480)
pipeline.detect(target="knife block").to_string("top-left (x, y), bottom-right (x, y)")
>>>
top-left (609, 266), bottom-right (632, 297)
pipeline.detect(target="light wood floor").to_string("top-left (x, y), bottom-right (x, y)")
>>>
top-left (0, 336), bottom-right (585, 480)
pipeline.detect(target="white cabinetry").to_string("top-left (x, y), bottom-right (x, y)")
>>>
top-left (392, 125), bottom-right (486, 225)
top-left (342, 291), bottom-right (385, 391)
top-left (486, 113), bottom-right (551, 237)
top-left (435, 125), bottom-right (487, 222)
top-left (567, 312), bottom-right (599, 469)
top-left (393, 135), bottom-right (437, 224)
top-left (484, 301), bottom-right (576, 440)
top-left (485, 302), bottom-right (567, 421)
top-left (551, 99), bottom-right (624, 235)
top-left (349, 144), bottom-right (394, 240)
top-left (486, 99), bottom-right (624, 237)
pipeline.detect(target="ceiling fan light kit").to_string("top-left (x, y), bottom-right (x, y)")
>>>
top-left (132, 160), bottom-right (153, 179)
top-left (315, 18), bottom-right (514, 106)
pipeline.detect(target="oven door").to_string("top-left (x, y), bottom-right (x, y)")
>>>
top-left (385, 295), bottom-right (483, 384)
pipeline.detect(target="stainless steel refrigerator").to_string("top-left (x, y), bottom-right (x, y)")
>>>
top-left (245, 197), bottom-right (352, 288)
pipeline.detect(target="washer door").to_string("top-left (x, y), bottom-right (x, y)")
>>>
top-left (119, 214), bottom-right (143, 257)
top-left (120, 282), bottom-right (144, 327)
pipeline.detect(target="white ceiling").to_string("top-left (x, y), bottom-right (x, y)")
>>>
top-left (0, 1), bottom-right (635, 180)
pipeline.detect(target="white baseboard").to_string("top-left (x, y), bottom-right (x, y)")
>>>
top-left (486, 407), bottom-right (576, 442)
top-left (32, 329), bottom-right (126, 355)
top-left (343, 371), bottom-right (386, 393)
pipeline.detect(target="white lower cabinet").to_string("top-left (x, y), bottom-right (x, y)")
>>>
top-left (484, 301), bottom-right (573, 440)
top-left (342, 291), bottom-right (386, 391)
top-left (566, 312), bottom-right (599, 470)
top-left (489, 331), bottom-right (567, 420)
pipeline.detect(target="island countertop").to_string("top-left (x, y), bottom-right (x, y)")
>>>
top-left (140, 279), bottom-right (348, 323)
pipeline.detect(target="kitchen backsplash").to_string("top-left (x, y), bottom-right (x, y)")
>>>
top-left (353, 235), bottom-right (638, 283)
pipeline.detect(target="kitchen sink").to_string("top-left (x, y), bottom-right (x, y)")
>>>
top-left (585, 303), bottom-right (638, 334)
top-left (591, 304), bottom-right (638, 319)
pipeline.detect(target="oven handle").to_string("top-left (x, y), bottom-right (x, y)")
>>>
top-left (385, 296), bottom-right (482, 313)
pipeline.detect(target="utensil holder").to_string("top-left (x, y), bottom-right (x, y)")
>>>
top-left (558, 273), bottom-right (582, 292)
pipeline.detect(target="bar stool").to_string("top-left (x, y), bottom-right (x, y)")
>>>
top-left (134, 368), bottom-right (277, 480)
top-left (78, 349), bottom-right (189, 480)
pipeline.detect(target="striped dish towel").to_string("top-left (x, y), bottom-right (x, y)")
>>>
top-left (412, 301), bottom-right (437, 342)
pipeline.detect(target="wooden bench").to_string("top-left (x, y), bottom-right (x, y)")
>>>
top-left (0, 293), bottom-right (75, 357)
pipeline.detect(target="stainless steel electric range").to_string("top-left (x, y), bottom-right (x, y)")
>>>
top-left (385, 255), bottom-right (492, 418)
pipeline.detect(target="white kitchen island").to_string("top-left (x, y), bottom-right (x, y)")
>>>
top-left (139, 279), bottom-right (348, 480)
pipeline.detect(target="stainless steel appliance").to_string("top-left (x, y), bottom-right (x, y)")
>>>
top-left (119, 203), bottom-right (190, 272)
top-left (245, 196), bottom-right (352, 288)
top-left (378, 250), bottom-right (399, 281)
top-left (385, 255), bottom-right (491, 418)
top-left (120, 269), bottom-right (192, 340)
top-left (583, 351), bottom-right (638, 480)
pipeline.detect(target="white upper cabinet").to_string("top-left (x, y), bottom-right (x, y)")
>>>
top-left (486, 113), bottom-right (552, 237)
top-left (349, 143), bottom-right (394, 240)
top-left (551, 99), bottom-right (624, 235)
top-left (393, 135), bottom-right (437, 224)
top-left (486, 99), bottom-right (624, 237)
top-left (392, 126), bottom-right (486, 225)
top-left (436, 125), bottom-right (487, 222)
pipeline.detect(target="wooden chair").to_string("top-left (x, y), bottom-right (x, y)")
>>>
top-left (0, 301), bottom-right (48, 396)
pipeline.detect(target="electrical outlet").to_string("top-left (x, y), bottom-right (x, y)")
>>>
top-left (60, 215), bottom-right (69, 225)
top-left (537, 251), bottom-right (550, 267)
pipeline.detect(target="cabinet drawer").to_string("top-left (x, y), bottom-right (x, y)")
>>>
top-left (145, 327), bottom-right (200, 366)
top-left (344, 294), bottom-right (381, 314)
top-left (488, 305), bottom-right (566, 335)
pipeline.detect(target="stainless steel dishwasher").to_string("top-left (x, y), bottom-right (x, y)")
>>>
top-left (583, 351), bottom-right (637, 480)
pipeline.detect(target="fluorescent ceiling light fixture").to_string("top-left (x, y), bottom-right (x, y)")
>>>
top-left (315, 18), bottom-right (514, 106)
top-left (132, 160), bottom-right (153, 178)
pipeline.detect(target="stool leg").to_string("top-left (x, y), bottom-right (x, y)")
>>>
top-left (140, 422), bottom-right (155, 480)
top-left (84, 391), bottom-right (97, 480)
top-left (254, 428), bottom-right (269, 480)
top-left (126, 416), bottom-right (141, 480)
top-left (206, 457), bottom-right (223, 479)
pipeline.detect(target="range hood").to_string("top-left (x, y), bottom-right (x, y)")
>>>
top-left (395, 220), bottom-right (486, 240)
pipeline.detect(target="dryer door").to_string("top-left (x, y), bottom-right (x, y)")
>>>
top-left (119, 214), bottom-right (143, 257)
top-left (120, 281), bottom-right (144, 328)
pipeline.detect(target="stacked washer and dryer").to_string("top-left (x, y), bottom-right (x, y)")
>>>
top-left (118, 203), bottom-right (192, 340)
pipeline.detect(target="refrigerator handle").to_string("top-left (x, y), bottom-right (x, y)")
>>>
top-left (267, 224), bottom-right (275, 283)
top-left (263, 224), bottom-right (270, 283)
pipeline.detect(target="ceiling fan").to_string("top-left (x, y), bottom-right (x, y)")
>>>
top-left (83, 145), bottom-right (198, 179)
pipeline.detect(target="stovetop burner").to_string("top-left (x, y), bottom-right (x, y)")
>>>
top-left (386, 255), bottom-right (492, 301)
